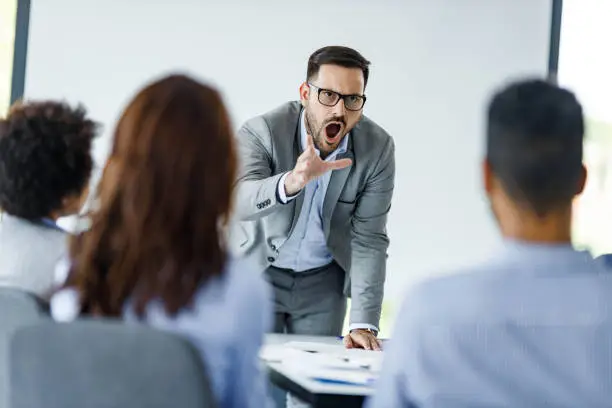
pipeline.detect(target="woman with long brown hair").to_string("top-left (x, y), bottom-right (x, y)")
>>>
top-left (51, 74), bottom-right (272, 408)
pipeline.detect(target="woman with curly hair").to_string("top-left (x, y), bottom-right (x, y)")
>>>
top-left (51, 74), bottom-right (272, 408)
top-left (0, 101), bottom-right (97, 298)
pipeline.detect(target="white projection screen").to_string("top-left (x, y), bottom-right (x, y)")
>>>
top-left (24, 0), bottom-right (554, 333)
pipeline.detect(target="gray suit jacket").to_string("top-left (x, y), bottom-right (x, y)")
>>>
top-left (230, 101), bottom-right (395, 328)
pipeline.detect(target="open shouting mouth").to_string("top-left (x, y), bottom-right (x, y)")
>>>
top-left (324, 122), bottom-right (344, 145)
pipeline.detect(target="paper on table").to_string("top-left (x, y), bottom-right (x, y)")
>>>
top-left (285, 341), bottom-right (383, 370)
top-left (259, 344), bottom-right (305, 363)
top-left (284, 341), bottom-right (380, 356)
top-left (301, 367), bottom-right (377, 386)
top-left (270, 354), bottom-right (379, 387)
top-left (260, 341), bottom-right (383, 372)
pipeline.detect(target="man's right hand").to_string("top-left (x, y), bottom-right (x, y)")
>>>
top-left (284, 133), bottom-right (352, 196)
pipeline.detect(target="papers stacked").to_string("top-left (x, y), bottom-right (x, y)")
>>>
top-left (260, 341), bottom-right (383, 386)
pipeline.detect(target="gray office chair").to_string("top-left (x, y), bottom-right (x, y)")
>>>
top-left (0, 288), bottom-right (47, 408)
top-left (9, 320), bottom-right (217, 408)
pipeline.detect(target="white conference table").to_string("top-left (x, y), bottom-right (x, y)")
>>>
top-left (262, 334), bottom-right (381, 408)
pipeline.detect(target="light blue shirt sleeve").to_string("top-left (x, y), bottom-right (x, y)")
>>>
top-left (365, 295), bottom-right (418, 408)
top-left (225, 270), bottom-right (274, 408)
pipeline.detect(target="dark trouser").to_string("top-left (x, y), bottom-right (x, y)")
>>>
top-left (265, 262), bottom-right (347, 407)
top-left (266, 261), bottom-right (347, 335)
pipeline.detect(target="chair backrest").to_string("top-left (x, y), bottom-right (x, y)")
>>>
top-left (0, 288), bottom-right (47, 407)
top-left (596, 253), bottom-right (612, 269)
top-left (9, 320), bottom-right (217, 408)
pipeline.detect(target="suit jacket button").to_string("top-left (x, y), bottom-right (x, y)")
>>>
top-left (267, 257), bottom-right (275, 262)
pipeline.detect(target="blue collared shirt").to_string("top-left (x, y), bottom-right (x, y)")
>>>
top-left (274, 111), bottom-right (348, 272)
top-left (367, 240), bottom-right (612, 408)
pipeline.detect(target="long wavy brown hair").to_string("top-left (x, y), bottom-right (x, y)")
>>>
top-left (66, 74), bottom-right (236, 317)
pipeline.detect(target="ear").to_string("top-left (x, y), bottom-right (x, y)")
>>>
top-left (576, 164), bottom-right (587, 195)
top-left (299, 82), bottom-right (310, 107)
top-left (483, 158), bottom-right (494, 195)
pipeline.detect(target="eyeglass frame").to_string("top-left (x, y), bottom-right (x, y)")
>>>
top-left (307, 83), bottom-right (367, 111)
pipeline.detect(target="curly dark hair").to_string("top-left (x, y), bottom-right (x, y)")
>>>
top-left (0, 101), bottom-right (98, 220)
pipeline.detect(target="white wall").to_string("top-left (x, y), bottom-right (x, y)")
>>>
top-left (558, 0), bottom-right (612, 124)
top-left (25, 0), bottom-right (553, 326)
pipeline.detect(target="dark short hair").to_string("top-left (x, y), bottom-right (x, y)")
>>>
top-left (0, 101), bottom-right (97, 219)
top-left (307, 46), bottom-right (371, 88)
top-left (486, 79), bottom-right (584, 216)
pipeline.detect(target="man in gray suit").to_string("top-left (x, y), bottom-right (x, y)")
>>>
top-left (232, 46), bottom-right (395, 350)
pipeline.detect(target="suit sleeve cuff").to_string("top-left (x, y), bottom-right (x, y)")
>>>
top-left (349, 323), bottom-right (379, 334)
top-left (277, 172), bottom-right (300, 204)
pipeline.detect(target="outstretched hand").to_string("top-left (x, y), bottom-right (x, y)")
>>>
top-left (284, 133), bottom-right (352, 196)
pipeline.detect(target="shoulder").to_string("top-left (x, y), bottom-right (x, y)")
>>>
top-left (351, 116), bottom-right (394, 162)
top-left (0, 214), bottom-right (66, 240)
top-left (595, 254), bottom-right (612, 268)
top-left (238, 102), bottom-right (301, 140)
top-left (0, 216), bottom-right (67, 264)
top-left (397, 262), bottom-right (503, 326)
top-left (355, 115), bottom-right (393, 141)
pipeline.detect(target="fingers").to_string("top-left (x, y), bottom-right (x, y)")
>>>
top-left (343, 335), bottom-right (355, 349)
top-left (345, 331), bottom-right (381, 351)
top-left (305, 132), bottom-right (316, 151)
top-left (351, 332), bottom-right (371, 350)
top-left (371, 337), bottom-right (382, 351)
top-left (325, 158), bottom-right (352, 171)
top-left (294, 146), bottom-right (351, 191)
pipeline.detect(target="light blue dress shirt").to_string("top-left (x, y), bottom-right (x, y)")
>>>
top-left (51, 257), bottom-right (273, 408)
top-left (367, 240), bottom-right (612, 408)
top-left (274, 111), bottom-right (348, 272)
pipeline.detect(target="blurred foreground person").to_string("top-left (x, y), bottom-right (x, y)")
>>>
top-left (52, 74), bottom-right (272, 408)
top-left (368, 79), bottom-right (612, 407)
top-left (0, 101), bottom-right (96, 298)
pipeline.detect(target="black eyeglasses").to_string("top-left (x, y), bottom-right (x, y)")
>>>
top-left (308, 83), bottom-right (366, 111)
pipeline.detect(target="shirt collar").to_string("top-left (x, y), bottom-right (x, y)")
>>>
top-left (499, 237), bottom-right (592, 263)
top-left (0, 212), bottom-right (64, 232)
top-left (300, 110), bottom-right (349, 159)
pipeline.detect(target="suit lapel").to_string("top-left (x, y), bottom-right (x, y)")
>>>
top-left (322, 146), bottom-right (354, 237)
top-left (288, 110), bottom-right (304, 234)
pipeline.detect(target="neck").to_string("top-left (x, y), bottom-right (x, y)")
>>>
top-left (498, 206), bottom-right (573, 244)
